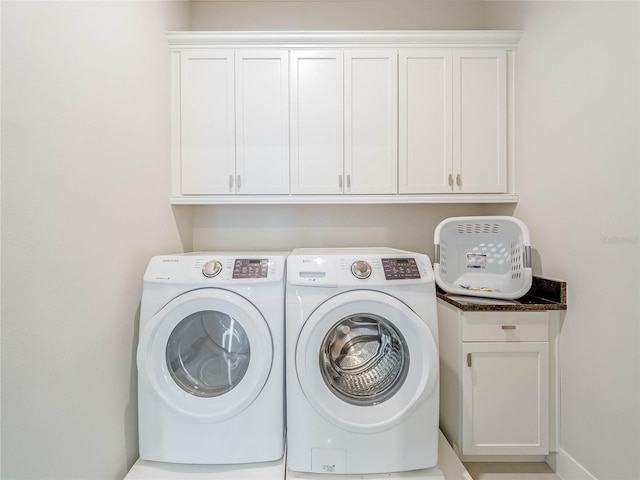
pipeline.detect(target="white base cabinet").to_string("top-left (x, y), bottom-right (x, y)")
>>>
top-left (438, 300), bottom-right (550, 457)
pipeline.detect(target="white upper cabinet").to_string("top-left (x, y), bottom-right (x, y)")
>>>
top-left (344, 50), bottom-right (398, 194)
top-left (180, 50), bottom-right (235, 195)
top-left (290, 50), bottom-right (344, 194)
top-left (177, 49), bottom-right (289, 195)
top-left (453, 50), bottom-right (507, 193)
top-left (290, 49), bottom-right (397, 195)
top-left (169, 31), bottom-right (519, 204)
top-left (399, 50), bottom-right (452, 194)
top-left (399, 48), bottom-right (508, 194)
top-left (235, 51), bottom-right (289, 194)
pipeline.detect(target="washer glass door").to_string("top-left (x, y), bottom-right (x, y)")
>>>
top-left (320, 314), bottom-right (408, 406)
top-left (166, 310), bottom-right (250, 398)
top-left (295, 290), bottom-right (438, 433)
top-left (138, 288), bottom-right (273, 422)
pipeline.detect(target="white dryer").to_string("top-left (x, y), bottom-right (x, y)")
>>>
top-left (137, 252), bottom-right (287, 465)
top-left (286, 248), bottom-right (440, 476)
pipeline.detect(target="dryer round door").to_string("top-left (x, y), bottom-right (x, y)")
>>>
top-left (138, 288), bottom-right (273, 423)
top-left (295, 290), bottom-right (438, 434)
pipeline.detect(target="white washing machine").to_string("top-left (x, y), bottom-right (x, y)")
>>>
top-left (136, 252), bottom-right (287, 465)
top-left (286, 248), bottom-right (440, 476)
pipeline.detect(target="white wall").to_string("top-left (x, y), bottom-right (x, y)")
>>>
top-left (485, 3), bottom-right (640, 479)
top-left (189, 0), bottom-right (485, 31)
top-left (1, 2), bottom-right (190, 478)
top-left (192, 204), bottom-right (485, 256)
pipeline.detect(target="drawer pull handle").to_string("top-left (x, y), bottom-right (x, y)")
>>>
top-left (467, 353), bottom-right (472, 367)
top-left (502, 325), bottom-right (517, 330)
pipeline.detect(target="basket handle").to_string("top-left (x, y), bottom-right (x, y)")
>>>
top-left (523, 246), bottom-right (532, 268)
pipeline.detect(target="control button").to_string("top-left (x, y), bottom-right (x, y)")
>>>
top-left (202, 260), bottom-right (222, 278)
top-left (351, 260), bottom-right (372, 279)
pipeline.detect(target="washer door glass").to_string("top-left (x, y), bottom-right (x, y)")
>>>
top-left (295, 290), bottom-right (438, 433)
top-left (166, 310), bottom-right (250, 398)
top-left (320, 314), bottom-right (408, 406)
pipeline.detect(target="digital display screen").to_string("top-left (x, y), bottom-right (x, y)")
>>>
top-left (232, 259), bottom-right (269, 278)
top-left (381, 258), bottom-right (420, 280)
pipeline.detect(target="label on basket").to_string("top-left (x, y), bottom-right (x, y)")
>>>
top-left (466, 253), bottom-right (487, 269)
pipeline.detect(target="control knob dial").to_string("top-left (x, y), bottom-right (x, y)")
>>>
top-left (202, 260), bottom-right (223, 278)
top-left (351, 260), bottom-right (372, 279)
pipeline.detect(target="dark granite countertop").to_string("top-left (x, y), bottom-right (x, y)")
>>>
top-left (436, 276), bottom-right (567, 312)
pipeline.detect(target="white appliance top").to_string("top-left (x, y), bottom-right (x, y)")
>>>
top-left (287, 247), bottom-right (434, 287)
top-left (144, 251), bottom-right (289, 285)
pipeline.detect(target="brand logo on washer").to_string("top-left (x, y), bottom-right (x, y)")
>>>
top-left (162, 259), bottom-right (179, 263)
top-left (322, 465), bottom-right (336, 473)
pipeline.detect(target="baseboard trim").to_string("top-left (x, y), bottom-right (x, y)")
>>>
top-left (548, 449), bottom-right (598, 480)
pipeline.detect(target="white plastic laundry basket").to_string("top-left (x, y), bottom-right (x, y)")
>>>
top-left (434, 216), bottom-right (532, 299)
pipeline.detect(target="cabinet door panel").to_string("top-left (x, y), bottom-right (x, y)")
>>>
top-left (462, 342), bottom-right (549, 455)
top-left (235, 51), bottom-right (289, 194)
top-left (180, 51), bottom-right (235, 194)
top-left (345, 50), bottom-right (398, 194)
top-left (290, 51), bottom-right (344, 194)
top-left (453, 50), bottom-right (507, 193)
top-left (399, 50), bottom-right (452, 194)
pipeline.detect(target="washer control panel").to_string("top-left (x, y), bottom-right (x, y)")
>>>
top-left (381, 258), bottom-right (421, 280)
top-left (287, 248), bottom-right (434, 287)
top-left (232, 258), bottom-right (269, 279)
top-left (351, 260), bottom-right (372, 279)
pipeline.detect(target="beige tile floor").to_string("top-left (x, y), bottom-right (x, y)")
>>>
top-left (463, 462), bottom-right (560, 480)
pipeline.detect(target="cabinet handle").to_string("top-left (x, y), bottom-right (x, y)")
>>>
top-left (346, 175), bottom-right (351, 189)
top-left (501, 325), bottom-right (517, 330)
top-left (228, 175), bottom-right (234, 189)
top-left (338, 175), bottom-right (343, 189)
top-left (236, 175), bottom-right (242, 190)
top-left (467, 353), bottom-right (472, 367)
top-left (456, 174), bottom-right (462, 187)
top-left (448, 174), bottom-right (454, 187)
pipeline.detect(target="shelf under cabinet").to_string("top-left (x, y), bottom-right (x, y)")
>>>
top-left (170, 193), bottom-right (519, 205)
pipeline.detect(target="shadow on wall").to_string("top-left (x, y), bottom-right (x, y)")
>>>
top-left (123, 303), bottom-right (142, 477)
top-left (172, 205), bottom-right (195, 252)
top-left (188, 203), bottom-right (508, 257)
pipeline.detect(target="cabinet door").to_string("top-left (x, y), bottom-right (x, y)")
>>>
top-left (345, 50), bottom-right (398, 194)
top-left (290, 51), bottom-right (344, 194)
top-left (453, 50), bottom-right (507, 193)
top-left (235, 51), bottom-right (289, 194)
top-left (399, 50), bottom-right (452, 194)
top-left (180, 51), bottom-right (235, 194)
top-left (462, 342), bottom-right (549, 455)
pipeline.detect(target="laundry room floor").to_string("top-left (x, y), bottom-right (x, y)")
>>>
top-left (463, 462), bottom-right (560, 480)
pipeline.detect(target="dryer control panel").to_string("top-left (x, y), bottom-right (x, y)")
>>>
top-left (144, 252), bottom-right (288, 284)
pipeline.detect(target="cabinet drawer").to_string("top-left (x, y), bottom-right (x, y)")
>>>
top-left (462, 311), bottom-right (548, 342)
